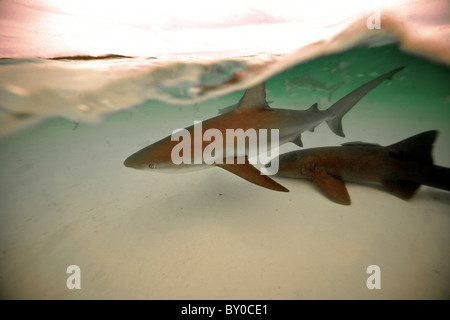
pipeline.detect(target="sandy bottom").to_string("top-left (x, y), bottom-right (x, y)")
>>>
top-left (0, 99), bottom-right (449, 300)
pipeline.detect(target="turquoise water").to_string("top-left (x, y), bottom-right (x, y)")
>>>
top-left (0, 44), bottom-right (449, 299)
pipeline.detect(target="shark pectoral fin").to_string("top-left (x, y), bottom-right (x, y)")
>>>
top-left (216, 157), bottom-right (289, 192)
top-left (381, 180), bottom-right (420, 199)
top-left (311, 171), bottom-right (351, 205)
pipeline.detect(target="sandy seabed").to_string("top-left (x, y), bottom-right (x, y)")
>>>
top-left (0, 97), bottom-right (449, 300)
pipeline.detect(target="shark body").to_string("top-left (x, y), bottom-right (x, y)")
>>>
top-left (217, 100), bottom-right (273, 114)
top-left (124, 67), bottom-right (404, 192)
top-left (273, 131), bottom-right (450, 205)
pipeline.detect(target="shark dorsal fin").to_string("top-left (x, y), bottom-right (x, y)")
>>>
top-left (341, 141), bottom-right (381, 147)
top-left (388, 131), bottom-right (437, 164)
top-left (308, 103), bottom-right (319, 112)
top-left (236, 82), bottom-right (269, 111)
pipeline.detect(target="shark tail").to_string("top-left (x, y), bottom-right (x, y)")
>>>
top-left (420, 166), bottom-right (450, 191)
top-left (325, 66), bottom-right (405, 137)
top-left (385, 130), bottom-right (450, 194)
top-left (388, 130), bottom-right (436, 163)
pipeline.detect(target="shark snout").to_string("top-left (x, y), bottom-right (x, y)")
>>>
top-left (124, 154), bottom-right (147, 169)
top-left (124, 152), bottom-right (159, 170)
top-left (123, 156), bottom-right (136, 168)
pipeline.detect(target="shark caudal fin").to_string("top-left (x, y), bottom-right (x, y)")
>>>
top-left (382, 131), bottom-right (437, 198)
top-left (383, 130), bottom-right (450, 194)
top-left (216, 156), bottom-right (289, 192)
top-left (387, 130), bottom-right (436, 164)
top-left (382, 131), bottom-right (435, 198)
top-left (325, 66), bottom-right (405, 137)
top-left (424, 166), bottom-right (450, 191)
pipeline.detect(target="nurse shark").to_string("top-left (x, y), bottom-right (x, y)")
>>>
top-left (124, 67), bottom-right (404, 192)
top-left (272, 131), bottom-right (450, 205)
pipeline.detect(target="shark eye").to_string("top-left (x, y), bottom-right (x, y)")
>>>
top-left (148, 164), bottom-right (157, 169)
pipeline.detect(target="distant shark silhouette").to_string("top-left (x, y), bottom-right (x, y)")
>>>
top-left (124, 67), bottom-right (404, 192)
top-left (272, 131), bottom-right (450, 205)
top-left (285, 69), bottom-right (347, 101)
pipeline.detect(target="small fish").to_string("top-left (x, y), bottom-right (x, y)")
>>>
top-left (124, 67), bottom-right (404, 192)
top-left (272, 131), bottom-right (450, 205)
top-left (72, 121), bottom-right (80, 131)
top-left (285, 68), bottom-right (346, 101)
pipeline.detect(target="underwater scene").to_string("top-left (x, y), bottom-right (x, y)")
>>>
top-left (0, 1), bottom-right (449, 300)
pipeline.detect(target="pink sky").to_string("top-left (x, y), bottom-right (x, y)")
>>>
top-left (0, 0), bottom-right (447, 58)
top-left (0, 0), bottom-right (304, 57)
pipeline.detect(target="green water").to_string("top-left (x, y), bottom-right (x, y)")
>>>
top-left (0, 44), bottom-right (449, 299)
top-left (270, 44), bottom-right (449, 116)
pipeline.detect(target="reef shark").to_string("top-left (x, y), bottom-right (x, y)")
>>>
top-left (285, 68), bottom-right (346, 101)
top-left (272, 131), bottom-right (450, 205)
top-left (124, 67), bottom-right (404, 192)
